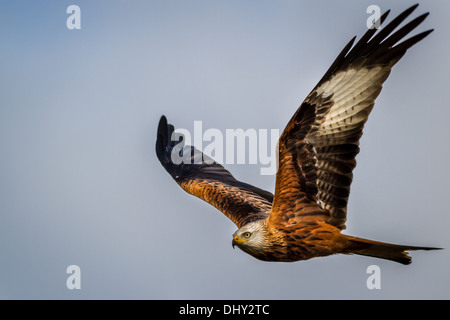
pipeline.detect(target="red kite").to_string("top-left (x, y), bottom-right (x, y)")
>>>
top-left (156, 4), bottom-right (440, 264)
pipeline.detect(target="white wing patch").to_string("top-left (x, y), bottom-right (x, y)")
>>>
top-left (311, 66), bottom-right (391, 143)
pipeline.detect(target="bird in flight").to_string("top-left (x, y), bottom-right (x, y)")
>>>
top-left (156, 4), bottom-right (440, 265)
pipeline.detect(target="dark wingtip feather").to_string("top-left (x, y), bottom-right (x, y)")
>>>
top-left (380, 12), bottom-right (430, 48)
top-left (316, 4), bottom-right (430, 87)
top-left (157, 115), bottom-right (168, 142)
top-left (361, 4), bottom-right (422, 58)
top-left (399, 28), bottom-right (434, 49)
top-left (156, 115), bottom-right (191, 180)
top-left (410, 3), bottom-right (420, 11)
top-left (317, 36), bottom-right (356, 86)
top-left (381, 28), bottom-right (434, 63)
top-left (156, 115), bottom-right (169, 163)
top-left (158, 115), bottom-right (167, 132)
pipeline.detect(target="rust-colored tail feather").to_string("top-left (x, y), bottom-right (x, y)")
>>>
top-left (346, 236), bottom-right (442, 265)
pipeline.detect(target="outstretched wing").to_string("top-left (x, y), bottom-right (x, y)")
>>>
top-left (156, 116), bottom-right (272, 228)
top-left (270, 5), bottom-right (433, 230)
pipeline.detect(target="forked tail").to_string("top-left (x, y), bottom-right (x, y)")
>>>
top-left (345, 236), bottom-right (441, 265)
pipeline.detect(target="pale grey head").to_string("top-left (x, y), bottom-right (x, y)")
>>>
top-left (231, 220), bottom-right (267, 256)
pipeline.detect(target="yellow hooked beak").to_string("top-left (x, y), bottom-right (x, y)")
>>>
top-left (232, 235), bottom-right (248, 248)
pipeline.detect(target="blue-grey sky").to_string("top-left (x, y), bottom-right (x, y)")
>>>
top-left (0, 0), bottom-right (449, 299)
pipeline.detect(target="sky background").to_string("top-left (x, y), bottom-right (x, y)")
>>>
top-left (0, 0), bottom-right (449, 299)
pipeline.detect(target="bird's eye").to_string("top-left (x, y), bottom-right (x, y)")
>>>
top-left (243, 232), bottom-right (251, 238)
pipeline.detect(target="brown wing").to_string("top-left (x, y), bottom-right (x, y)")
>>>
top-left (270, 5), bottom-right (433, 230)
top-left (156, 116), bottom-right (272, 228)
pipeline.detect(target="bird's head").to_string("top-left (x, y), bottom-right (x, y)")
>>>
top-left (232, 220), bottom-right (267, 255)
